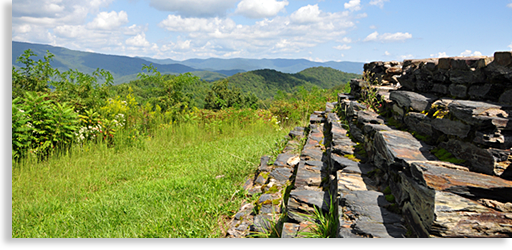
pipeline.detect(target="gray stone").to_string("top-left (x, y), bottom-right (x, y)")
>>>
top-left (448, 84), bottom-right (468, 98)
top-left (356, 110), bottom-right (385, 126)
top-left (448, 100), bottom-right (512, 130)
top-left (398, 161), bottom-right (512, 237)
top-left (339, 190), bottom-right (406, 238)
top-left (310, 114), bottom-right (326, 124)
top-left (468, 84), bottom-right (493, 100)
top-left (294, 160), bottom-right (327, 189)
top-left (281, 223), bottom-right (300, 238)
top-left (431, 118), bottom-right (471, 139)
top-left (404, 112), bottom-right (433, 136)
top-left (269, 167), bottom-right (293, 184)
top-left (389, 90), bottom-right (437, 112)
top-left (251, 214), bottom-right (274, 234)
top-left (373, 130), bottom-right (430, 168)
top-left (499, 89), bottom-right (512, 105)
top-left (441, 139), bottom-right (496, 175)
top-left (331, 138), bottom-right (357, 156)
top-left (494, 51), bottom-right (512, 67)
top-left (274, 153), bottom-right (296, 167)
top-left (331, 153), bottom-right (359, 172)
top-left (287, 190), bottom-right (330, 223)
top-left (258, 155), bottom-right (271, 172)
top-left (289, 127), bottom-right (305, 139)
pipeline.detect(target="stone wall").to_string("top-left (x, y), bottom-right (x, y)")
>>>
top-left (226, 51), bottom-right (512, 238)
top-left (339, 51), bottom-right (512, 237)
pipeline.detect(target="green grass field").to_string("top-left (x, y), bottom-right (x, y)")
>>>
top-left (12, 122), bottom-right (288, 238)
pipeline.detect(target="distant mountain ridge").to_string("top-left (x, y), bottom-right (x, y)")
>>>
top-left (140, 57), bottom-right (364, 75)
top-left (12, 41), bottom-right (364, 84)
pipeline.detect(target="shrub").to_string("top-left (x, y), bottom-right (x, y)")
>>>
top-left (12, 92), bottom-right (79, 160)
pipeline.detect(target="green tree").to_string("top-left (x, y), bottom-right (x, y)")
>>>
top-left (12, 49), bottom-right (56, 99)
top-left (204, 79), bottom-right (258, 110)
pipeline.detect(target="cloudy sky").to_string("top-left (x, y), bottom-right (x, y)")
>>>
top-left (11, 0), bottom-right (512, 62)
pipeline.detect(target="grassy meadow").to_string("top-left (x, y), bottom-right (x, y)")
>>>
top-left (12, 121), bottom-right (288, 238)
top-left (11, 49), bottom-right (345, 238)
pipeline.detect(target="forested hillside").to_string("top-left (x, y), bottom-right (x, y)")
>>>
top-left (226, 67), bottom-right (360, 100)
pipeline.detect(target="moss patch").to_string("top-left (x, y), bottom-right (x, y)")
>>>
top-left (431, 147), bottom-right (466, 165)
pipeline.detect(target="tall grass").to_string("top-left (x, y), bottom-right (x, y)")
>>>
top-left (12, 120), bottom-right (287, 238)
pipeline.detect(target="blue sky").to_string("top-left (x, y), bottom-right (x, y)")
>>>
top-left (11, 0), bottom-right (512, 63)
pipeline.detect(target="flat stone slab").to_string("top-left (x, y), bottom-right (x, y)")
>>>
top-left (281, 223), bottom-right (300, 238)
top-left (389, 90), bottom-right (437, 112)
top-left (398, 161), bottom-right (512, 237)
top-left (337, 165), bottom-right (378, 192)
top-left (339, 190), bottom-right (406, 238)
top-left (274, 153), bottom-right (297, 168)
top-left (331, 153), bottom-right (361, 172)
top-left (310, 114), bottom-right (326, 123)
top-left (269, 167), bottom-right (294, 185)
top-left (287, 190), bottom-right (330, 223)
top-left (373, 130), bottom-right (432, 167)
top-left (294, 160), bottom-right (326, 189)
top-left (300, 148), bottom-right (324, 161)
top-left (448, 100), bottom-right (512, 130)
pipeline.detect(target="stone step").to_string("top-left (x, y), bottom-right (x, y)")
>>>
top-left (337, 93), bottom-right (512, 237)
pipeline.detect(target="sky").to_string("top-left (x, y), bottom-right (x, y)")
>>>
top-left (9, 0), bottom-right (512, 63)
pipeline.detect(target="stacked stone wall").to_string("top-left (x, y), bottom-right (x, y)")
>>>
top-left (337, 51), bottom-right (512, 237)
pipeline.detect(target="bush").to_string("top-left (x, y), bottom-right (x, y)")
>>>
top-left (12, 92), bottom-right (79, 160)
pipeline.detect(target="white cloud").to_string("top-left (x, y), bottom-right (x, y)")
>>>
top-left (159, 15), bottom-right (237, 33)
top-left (400, 54), bottom-right (414, 60)
top-left (126, 33), bottom-right (150, 47)
top-left (384, 51), bottom-right (391, 56)
top-left (370, 0), bottom-right (390, 8)
top-left (334, 44), bottom-right (351, 50)
top-left (344, 0), bottom-right (361, 12)
top-left (235, 0), bottom-right (289, 19)
top-left (290, 4), bottom-right (322, 23)
top-left (363, 31), bottom-right (412, 42)
top-left (87, 11), bottom-right (129, 30)
top-left (157, 5), bottom-right (357, 59)
top-left (338, 37), bottom-right (352, 43)
top-left (460, 50), bottom-right (483, 57)
top-left (148, 0), bottom-right (239, 17)
top-left (430, 52), bottom-right (448, 58)
top-left (369, 25), bottom-right (377, 29)
top-left (508, 3), bottom-right (512, 8)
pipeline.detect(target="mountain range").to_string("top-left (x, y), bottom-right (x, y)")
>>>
top-left (12, 41), bottom-right (364, 84)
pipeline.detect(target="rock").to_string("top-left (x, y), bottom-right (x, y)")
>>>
top-left (347, 101), bottom-right (367, 117)
top-left (310, 114), bottom-right (326, 124)
top-left (398, 161), bottom-right (512, 237)
top-left (269, 167), bottom-right (293, 185)
top-left (331, 153), bottom-right (359, 172)
top-left (389, 90), bottom-right (437, 112)
top-left (372, 130), bottom-right (431, 168)
top-left (499, 89), bottom-right (512, 105)
top-left (258, 155), bottom-right (271, 172)
top-left (448, 84), bottom-right (468, 98)
top-left (331, 138), bottom-right (357, 156)
top-left (289, 127), bottom-right (305, 139)
top-left (431, 118), bottom-right (471, 139)
top-left (404, 112), bottom-right (433, 136)
top-left (294, 160), bottom-right (327, 189)
top-left (337, 165), bottom-right (377, 192)
top-left (441, 139), bottom-right (496, 175)
top-left (281, 223), bottom-right (300, 238)
top-left (339, 190), bottom-right (406, 238)
top-left (274, 153), bottom-right (296, 168)
top-left (494, 51), bottom-right (512, 67)
top-left (448, 100), bottom-right (511, 130)
top-left (356, 110), bottom-right (385, 126)
top-left (287, 190), bottom-right (330, 223)
top-left (251, 214), bottom-right (274, 234)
